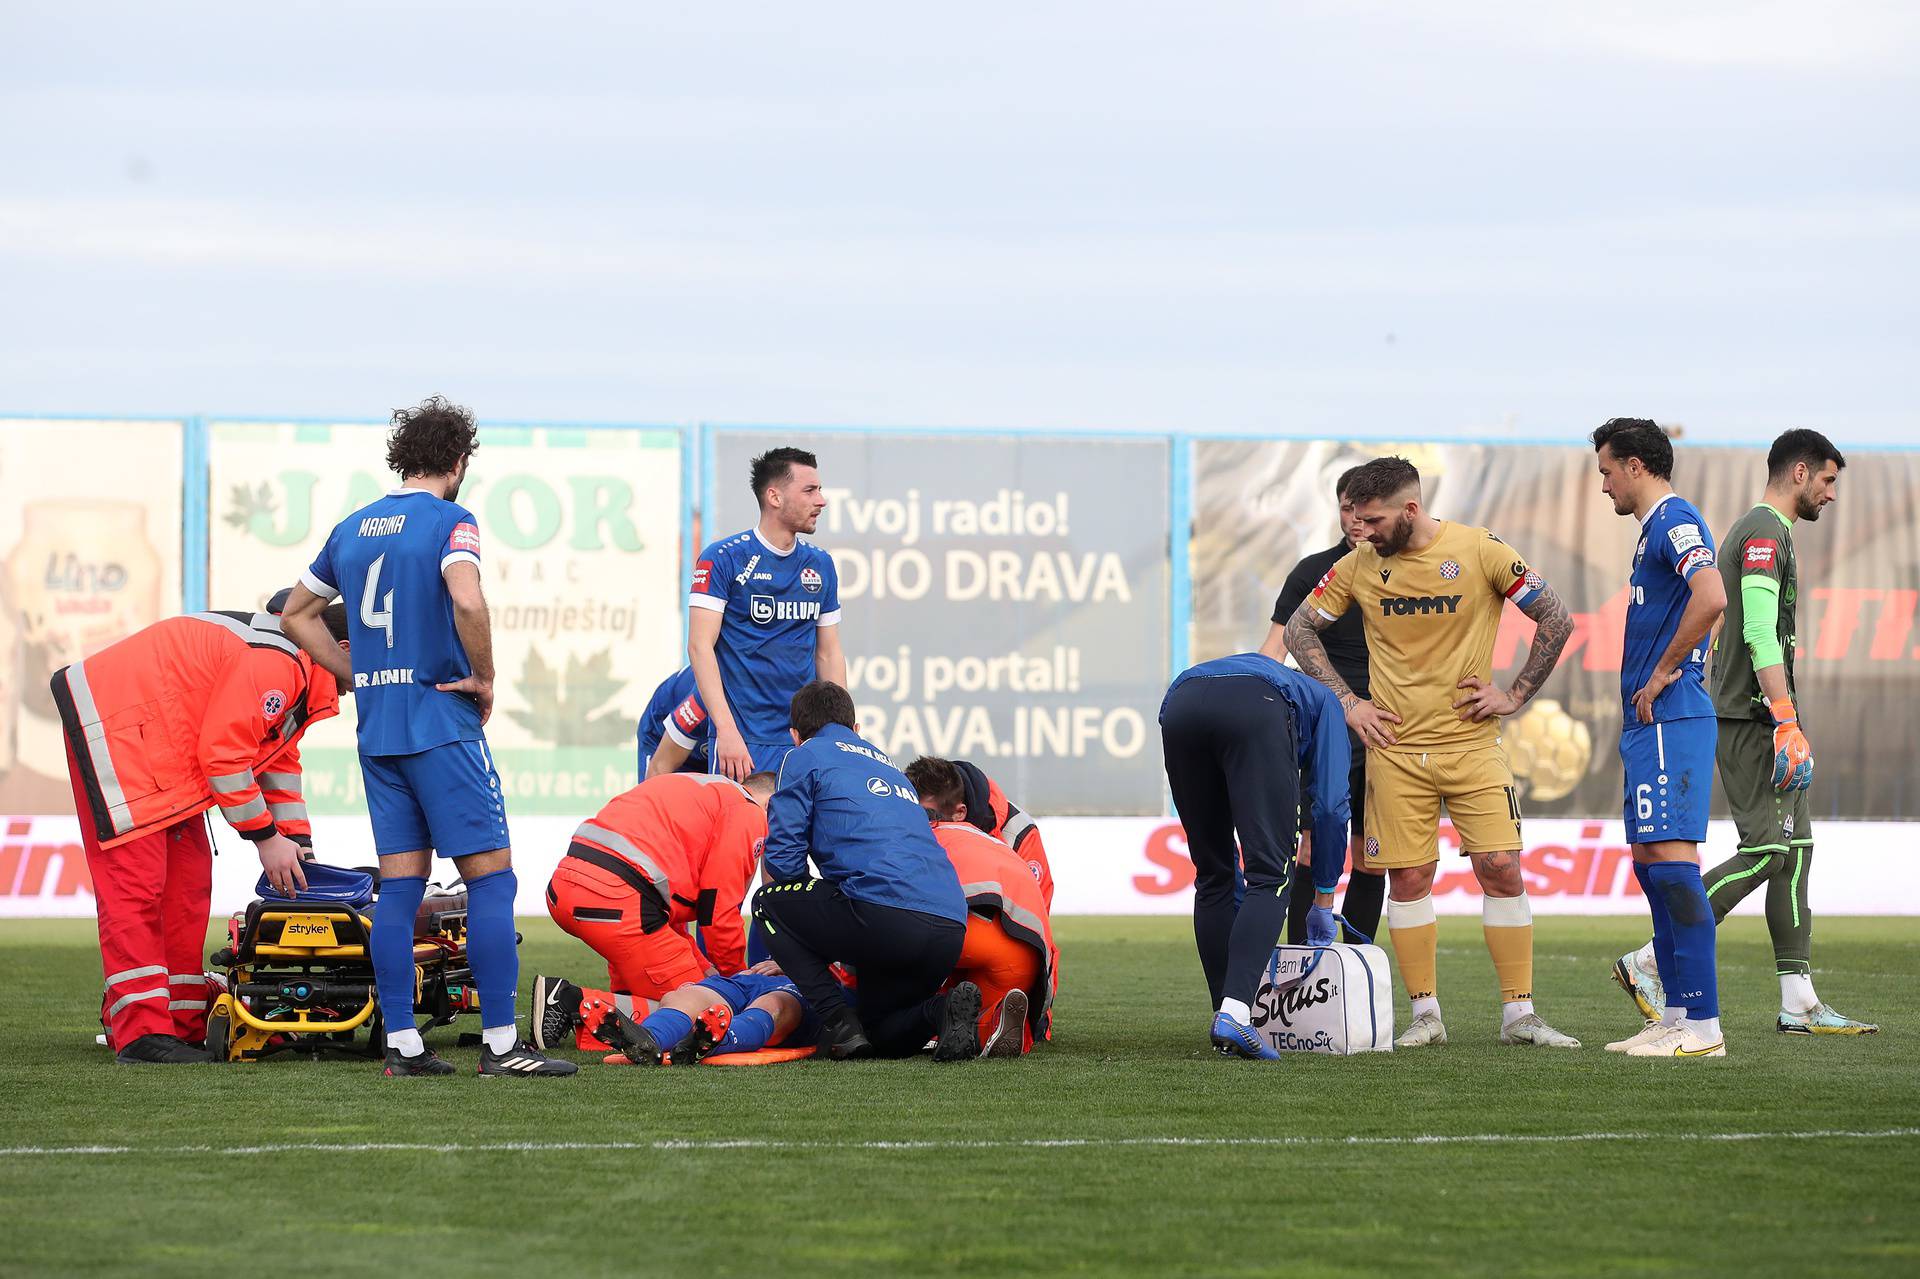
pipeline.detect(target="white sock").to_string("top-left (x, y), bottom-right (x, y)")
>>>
top-left (1685, 1016), bottom-right (1723, 1044)
top-left (483, 1024), bottom-right (519, 1054)
top-left (1634, 941), bottom-right (1658, 976)
top-left (1217, 998), bottom-right (1251, 1025)
top-left (1780, 973), bottom-right (1818, 1014)
top-left (386, 1027), bottom-right (424, 1057)
top-left (1661, 1005), bottom-right (1685, 1027)
top-left (1500, 999), bottom-right (1533, 1029)
top-left (1410, 995), bottom-right (1440, 1022)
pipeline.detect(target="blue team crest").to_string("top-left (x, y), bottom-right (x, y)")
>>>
top-left (1364, 836), bottom-right (1380, 859)
top-left (1439, 560), bottom-right (1461, 580)
top-left (800, 566), bottom-right (823, 594)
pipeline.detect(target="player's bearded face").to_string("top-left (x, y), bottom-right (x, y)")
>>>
top-left (1797, 465), bottom-right (1839, 521)
top-left (445, 455), bottom-right (470, 503)
top-left (1371, 508), bottom-right (1416, 556)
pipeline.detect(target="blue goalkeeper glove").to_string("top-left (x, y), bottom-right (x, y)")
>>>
top-left (1306, 904), bottom-right (1337, 947)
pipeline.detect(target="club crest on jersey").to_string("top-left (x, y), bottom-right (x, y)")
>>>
top-left (1364, 836), bottom-right (1380, 860)
top-left (261, 689), bottom-right (286, 719)
top-left (1439, 560), bottom-right (1460, 580)
top-left (800, 566), bottom-right (822, 594)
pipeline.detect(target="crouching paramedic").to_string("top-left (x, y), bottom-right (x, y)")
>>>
top-left (911, 756), bottom-right (1054, 909)
top-left (907, 758), bottom-right (1059, 1057)
top-left (52, 590), bottom-right (348, 1064)
top-left (751, 681), bottom-right (971, 1060)
top-left (530, 770), bottom-right (776, 1050)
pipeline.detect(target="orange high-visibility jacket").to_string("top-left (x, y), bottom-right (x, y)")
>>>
top-left (569, 773), bottom-right (769, 976)
top-left (52, 610), bottom-right (341, 850)
top-left (954, 760), bottom-right (1055, 909)
top-left (932, 820), bottom-right (1059, 1038)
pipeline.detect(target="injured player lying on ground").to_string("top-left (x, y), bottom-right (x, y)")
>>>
top-left (539, 963), bottom-right (818, 1065)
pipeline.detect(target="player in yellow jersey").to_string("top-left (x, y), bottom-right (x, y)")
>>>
top-left (1284, 457), bottom-right (1581, 1049)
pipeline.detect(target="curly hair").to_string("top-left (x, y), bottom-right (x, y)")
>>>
top-left (1591, 417), bottom-right (1673, 479)
top-left (385, 396), bottom-right (478, 479)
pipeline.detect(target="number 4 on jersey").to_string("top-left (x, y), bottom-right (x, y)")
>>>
top-left (361, 552), bottom-right (395, 649)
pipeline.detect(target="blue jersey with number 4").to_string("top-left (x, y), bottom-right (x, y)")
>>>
top-left (1623, 493), bottom-right (1717, 723)
top-left (688, 529), bottom-right (841, 745)
top-left (302, 488), bottom-right (485, 757)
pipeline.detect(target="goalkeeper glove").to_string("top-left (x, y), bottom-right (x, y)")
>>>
top-left (1769, 697), bottom-right (1813, 792)
top-left (1306, 904), bottom-right (1338, 947)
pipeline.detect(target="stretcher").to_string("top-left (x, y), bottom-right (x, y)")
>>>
top-left (203, 864), bottom-right (486, 1062)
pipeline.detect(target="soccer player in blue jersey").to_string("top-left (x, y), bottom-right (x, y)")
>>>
top-left (281, 397), bottom-right (575, 1077)
top-left (688, 448), bottom-right (845, 781)
top-left (637, 666), bottom-right (710, 778)
top-left (1590, 419), bottom-right (1729, 1058)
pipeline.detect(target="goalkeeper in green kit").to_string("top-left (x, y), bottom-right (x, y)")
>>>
top-left (1612, 429), bottom-right (1877, 1035)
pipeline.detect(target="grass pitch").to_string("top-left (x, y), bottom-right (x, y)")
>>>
top-left (3, 915), bottom-right (1915, 1277)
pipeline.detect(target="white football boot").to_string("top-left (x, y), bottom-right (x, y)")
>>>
top-left (1498, 1013), bottom-right (1582, 1048)
top-left (1605, 1020), bottom-right (1673, 1053)
top-left (1394, 1011), bottom-right (1448, 1048)
top-left (1625, 1023), bottom-right (1726, 1058)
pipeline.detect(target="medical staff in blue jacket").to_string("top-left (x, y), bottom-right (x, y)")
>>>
top-left (1160, 653), bottom-right (1351, 1060)
top-left (752, 681), bottom-right (971, 1060)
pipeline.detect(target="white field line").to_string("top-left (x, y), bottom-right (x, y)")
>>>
top-left (5, 1128), bottom-right (1918, 1158)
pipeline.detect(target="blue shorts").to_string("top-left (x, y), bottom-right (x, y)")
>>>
top-left (361, 739), bottom-right (510, 860)
top-left (1619, 718), bottom-right (1716, 844)
top-left (696, 972), bottom-right (817, 1047)
top-left (708, 738), bottom-right (794, 779)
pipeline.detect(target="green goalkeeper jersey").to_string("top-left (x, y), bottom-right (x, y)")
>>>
top-left (1711, 503), bottom-right (1797, 722)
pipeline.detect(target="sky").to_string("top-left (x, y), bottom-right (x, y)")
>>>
top-left (1, 1), bottom-right (1915, 444)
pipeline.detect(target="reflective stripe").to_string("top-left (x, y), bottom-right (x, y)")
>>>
top-left (64, 662), bottom-right (135, 832)
top-left (957, 878), bottom-right (1054, 1025)
top-left (188, 611), bottom-right (298, 656)
top-left (259, 772), bottom-right (301, 793)
top-left (959, 881), bottom-right (1051, 952)
top-left (220, 795), bottom-right (270, 824)
top-left (572, 822), bottom-right (673, 900)
top-left (1001, 809), bottom-right (1037, 850)
top-left (105, 964), bottom-right (167, 987)
top-left (209, 771), bottom-right (256, 794)
top-left (614, 994), bottom-right (635, 1016)
top-left (168, 974), bottom-right (208, 986)
top-left (685, 774), bottom-right (751, 797)
top-left (268, 801), bottom-right (309, 824)
top-left (168, 999), bottom-right (210, 1012)
top-left (107, 988), bottom-right (168, 1018)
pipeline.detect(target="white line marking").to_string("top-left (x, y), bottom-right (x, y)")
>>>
top-left (4, 1129), bottom-right (1916, 1158)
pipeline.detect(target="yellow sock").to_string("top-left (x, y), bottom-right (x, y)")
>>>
top-left (1482, 893), bottom-right (1534, 1002)
top-left (1385, 894), bottom-right (1439, 1004)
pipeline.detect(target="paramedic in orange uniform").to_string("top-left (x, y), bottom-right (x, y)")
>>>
top-left (51, 591), bottom-right (348, 1064)
top-left (908, 756), bottom-right (1055, 910)
top-left (529, 770), bottom-right (776, 1050)
top-left (909, 761), bottom-right (1058, 1057)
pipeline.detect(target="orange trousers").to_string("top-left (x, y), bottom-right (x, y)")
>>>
top-left (546, 856), bottom-right (709, 1043)
top-left (954, 914), bottom-right (1042, 1054)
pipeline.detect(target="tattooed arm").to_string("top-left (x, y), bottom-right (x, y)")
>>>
top-left (1286, 600), bottom-right (1401, 748)
top-left (1453, 581), bottom-right (1574, 722)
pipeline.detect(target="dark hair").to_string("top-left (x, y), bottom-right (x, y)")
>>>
top-left (1767, 429), bottom-right (1846, 483)
top-left (265, 587), bottom-right (350, 644)
top-left (789, 680), bottom-right (855, 742)
top-left (1590, 417), bottom-right (1674, 479)
top-left (1341, 456), bottom-right (1420, 506)
top-left (385, 396), bottom-right (479, 479)
top-left (750, 447), bottom-right (819, 506)
top-left (904, 756), bottom-right (966, 817)
top-left (1335, 465), bottom-right (1366, 501)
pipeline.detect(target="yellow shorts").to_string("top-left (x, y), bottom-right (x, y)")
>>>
top-left (1361, 744), bottom-right (1521, 869)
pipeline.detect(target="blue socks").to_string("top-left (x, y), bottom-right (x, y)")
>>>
top-left (372, 874), bottom-right (429, 1032)
top-left (1633, 862), bottom-right (1676, 1011)
top-left (642, 1007), bottom-right (694, 1050)
top-left (1647, 861), bottom-right (1719, 1021)
top-left (716, 1008), bottom-right (776, 1054)
top-left (464, 868), bottom-right (520, 1033)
